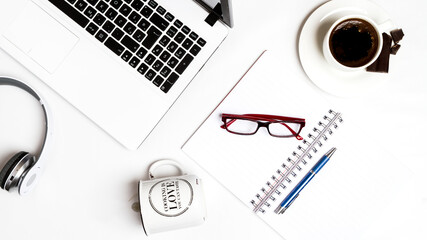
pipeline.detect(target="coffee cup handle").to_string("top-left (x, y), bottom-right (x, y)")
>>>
top-left (148, 159), bottom-right (185, 179)
top-left (377, 19), bottom-right (394, 33)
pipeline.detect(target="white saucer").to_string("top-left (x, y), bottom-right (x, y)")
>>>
top-left (299, 0), bottom-right (395, 97)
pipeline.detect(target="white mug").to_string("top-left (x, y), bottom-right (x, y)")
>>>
top-left (137, 160), bottom-right (207, 235)
top-left (323, 14), bottom-right (393, 71)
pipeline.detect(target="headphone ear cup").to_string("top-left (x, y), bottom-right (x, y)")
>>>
top-left (0, 151), bottom-right (33, 191)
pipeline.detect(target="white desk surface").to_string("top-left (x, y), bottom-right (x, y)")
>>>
top-left (1, 0), bottom-right (426, 239)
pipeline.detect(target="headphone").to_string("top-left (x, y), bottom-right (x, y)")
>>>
top-left (0, 77), bottom-right (52, 195)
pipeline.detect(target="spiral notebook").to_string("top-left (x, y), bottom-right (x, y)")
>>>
top-left (182, 50), bottom-right (410, 240)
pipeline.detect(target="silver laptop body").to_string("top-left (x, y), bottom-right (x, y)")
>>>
top-left (0, 0), bottom-right (232, 149)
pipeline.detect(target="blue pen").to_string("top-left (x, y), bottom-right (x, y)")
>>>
top-left (274, 147), bottom-right (337, 214)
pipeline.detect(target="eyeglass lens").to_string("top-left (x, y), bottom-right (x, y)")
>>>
top-left (268, 122), bottom-right (301, 136)
top-left (226, 119), bottom-right (259, 134)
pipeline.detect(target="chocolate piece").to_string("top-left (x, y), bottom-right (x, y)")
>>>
top-left (390, 29), bottom-right (404, 43)
top-left (366, 33), bottom-right (392, 73)
top-left (390, 44), bottom-right (401, 55)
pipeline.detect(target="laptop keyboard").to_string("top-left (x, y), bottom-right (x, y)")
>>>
top-left (48, 0), bottom-right (207, 93)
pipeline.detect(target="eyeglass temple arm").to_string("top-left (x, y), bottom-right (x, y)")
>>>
top-left (279, 122), bottom-right (303, 140)
top-left (242, 114), bottom-right (305, 123)
top-left (221, 118), bottom-right (236, 129)
top-left (222, 113), bottom-right (305, 123)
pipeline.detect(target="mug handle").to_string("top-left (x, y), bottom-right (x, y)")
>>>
top-left (148, 159), bottom-right (185, 179)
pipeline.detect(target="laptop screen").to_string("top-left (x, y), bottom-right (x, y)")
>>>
top-left (197, 0), bottom-right (233, 27)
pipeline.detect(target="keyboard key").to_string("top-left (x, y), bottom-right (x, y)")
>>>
top-left (174, 32), bottom-right (185, 44)
top-left (93, 13), bottom-right (106, 26)
top-left (131, 0), bottom-right (144, 11)
top-left (84, 6), bottom-right (97, 18)
top-left (152, 60), bottom-right (163, 71)
top-left (148, 0), bottom-right (157, 8)
top-left (136, 47), bottom-right (148, 58)
top-left (156, 6), bottom-right (166, 15)
top-left (137, 63), bottom-right (149, 75)
top-left (150, 13), bottom-right (169, 31)
top-left (121, 35), bottom-right (139, 52)
top-left (174, 47), bottom-right (185, 59)
top-left (153, 75), bottom-right (164, 87)
top-left (87, 0), bottom-right (99, 5)
top-left (142, 26), bottom-right (161, 49)
top-left (95, 1), bottom-right (109, 13)
top-left (165, 12), bottom-right (174, 22)
top-left (119, 4), bottom-right (132, 16)
top-left (181, 25), bottom-right (190, 34)
top-left (159, 66), bottom-right (171, 77)
top-left (95, 29), bottom-right (108, 42)
top-left (152, 44), bottom-right (163, 56)
top-left (133, 30), bottom-right (146, 42)
top-left (102, 20), bottom-right (115, 33)
top-left (159, 51), bottom-right (171, 62)
top-left (159, 36), bottom-right (170, 47)
top-left (173, 19), bottom-right (183, 28)
top-left (167, 72), bottom-right (179, 84)
top-left (145, 69), bottom-right (156, 81)
top-left (190, 44), bottom-right (201, 56)
top-left (86, 22), bottom-right (99, 35)
top-left (162, 72), bottom-right (179, 93)
top-left (105, 8), bottom-right (118, 20)
top-left (114, 15), bottom-right (127, 27)
top-left (197, 38), bottom-right (206, 46)
top-left (167, 57), bottom-right (178, 68)
top-left (124, 0), bottom-right (132, 3)
top-left (160, 81), bottom-right (173, 93)
top-left (144, 54), bottom-right (156, 65)
top-left (166, 42), bottom-right (178, 53)
top-left (105, 37), bottom-right (125, 55)
top-left (166, 26), bottom-right (177, 38)
top-left (75, 0), bottom-right (88, 11)
top-left (175, 54), bottom-right (193, 74)
top-left (67, 0), bottom-right (77, 4)
top-left (137, 19), bottom-right (150, 31)
top-left (123, 22), bottom-right (136, 35)
top-left (112, 28), bottom-right (125, 40)
top-left (182, 38), bottom-right (193, 50)
top-left (189, 32), bottom-right (198, 41)
top-left (141, 6), bottom-right (153, 18)
top-left (129, 11), bottom-right (142, 24)
top-left (110, 0), bottom-right (122, 9)
top-left (48, 0), bottom-right (90, 27)
top-left (121, 50), bottom-right (132, 62)
top-left (129, 57), bottom-right (140, 68)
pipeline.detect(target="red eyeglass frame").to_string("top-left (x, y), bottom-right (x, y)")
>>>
top-left (221, 113), bottom-right (306, 140)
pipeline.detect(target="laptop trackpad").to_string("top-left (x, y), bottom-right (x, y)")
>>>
top-left (3, 1), bottom-right (78, 73)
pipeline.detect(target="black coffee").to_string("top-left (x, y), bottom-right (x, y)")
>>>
top-left (329, 18), bottom-right (379, 67)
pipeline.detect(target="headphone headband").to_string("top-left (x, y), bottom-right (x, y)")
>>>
top-left (0, 77), bottom-right (52, 195)
top-left (0, 77), bottom-right (41, 100)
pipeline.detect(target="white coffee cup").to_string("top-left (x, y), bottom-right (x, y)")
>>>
top-left (323, 15), bottom-right (392, 71)
top-left (137, 160), bottom-right (207, 235)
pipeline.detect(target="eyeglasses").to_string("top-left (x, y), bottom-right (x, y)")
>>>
top-left (221, 113), bottom-right (305, 140)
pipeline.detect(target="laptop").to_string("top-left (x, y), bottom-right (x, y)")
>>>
top-left (0, 0), bottom-right (233, 149)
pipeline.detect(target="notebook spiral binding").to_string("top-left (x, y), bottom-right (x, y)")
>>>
top-left (251, 110), bottom-right (343, 213)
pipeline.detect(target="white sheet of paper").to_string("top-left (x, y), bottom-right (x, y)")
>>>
top-left (182, 51), bottom-right (411, 240)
